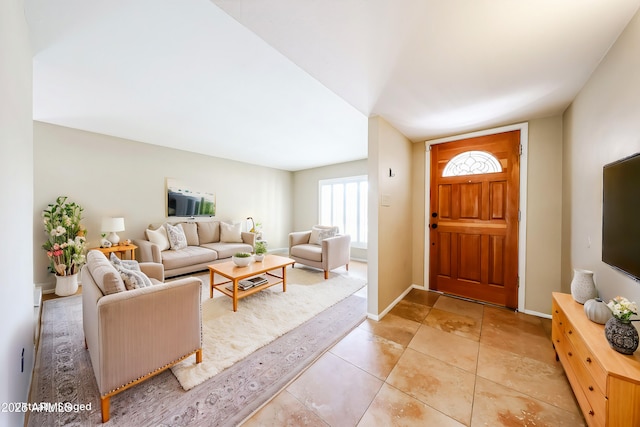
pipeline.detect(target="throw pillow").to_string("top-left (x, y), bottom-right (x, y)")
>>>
top-left (116, 265), bottom-right (153, 290)
top-left (146, 225), bottom-right (170, 251)
top-left (109, 253), bottom-right (141, 271)
top-left (87, 250), bottom-right (126, 295)
top-left (109, 252), bottom-right (152, 290)
top-left (166, 223), bottom-right (188, 250)
top-left (220, 222), bottom-right (243, 243)
top-left (310, 225), bottom-right (338, 245)
top-left (180, 222), bottom-right (199, 246)
top-left (197, 221), bottom-right (219, 244)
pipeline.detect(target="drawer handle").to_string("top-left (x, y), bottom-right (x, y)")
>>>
top-left (559, 322), bottom-right (563, 325)
top-left (589, 386), bottom-right (594, 391)
top-left (568, 352), bottom-right (573, 357)
top-left (589, 410), bottom-right (595, 416)
top-left (586, 357), bottom-right (592, 363)
top-left (568, 330), bottom-right (572, 334)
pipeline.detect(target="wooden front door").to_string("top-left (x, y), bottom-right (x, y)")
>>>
top-left (429, 130), bottom-right (520, 308)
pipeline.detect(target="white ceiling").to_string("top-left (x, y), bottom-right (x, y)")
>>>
top-left (25, 0), bottom-right (640, 171)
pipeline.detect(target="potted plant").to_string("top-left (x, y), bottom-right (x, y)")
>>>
top-left (232, 252), bottom-right (252, 267)
top-left (42, 196), bottom-right (87, 296)
top-left (254, 241), bottom-right (267, 262)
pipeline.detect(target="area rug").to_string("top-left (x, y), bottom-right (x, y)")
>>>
top-left (28, 269), bottom-right (367, 426)
top-left (172, 272), bottom-right (366, 390)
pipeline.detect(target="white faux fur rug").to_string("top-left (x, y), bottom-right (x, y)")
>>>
top-left (170, 268), bottom-right (366, 391)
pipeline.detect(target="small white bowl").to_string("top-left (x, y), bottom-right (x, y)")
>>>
top-left (232, 255), bottom-right (252, 267)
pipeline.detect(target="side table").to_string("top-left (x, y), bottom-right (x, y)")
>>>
top-left (92, 244), bottom-right (138, 261)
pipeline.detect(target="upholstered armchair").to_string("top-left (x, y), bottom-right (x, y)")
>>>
top-left (289, 226), bottom-right (351, 279)
top-left (81, 250), bottom-right (202, 422)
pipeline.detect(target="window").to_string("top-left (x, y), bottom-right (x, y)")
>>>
top-left (442, 150), bottom-right (502, 177)
top-left (319, 176), bottom-right (368, 248)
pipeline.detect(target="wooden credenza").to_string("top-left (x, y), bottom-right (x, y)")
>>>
top-left (552, 292), bottom-right (640, 427)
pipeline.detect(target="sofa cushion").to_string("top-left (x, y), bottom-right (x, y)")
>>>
top-left (291, 244), bottom-right (323, 262)
top-left (310, 225), bottom-right (339, 245)
top-left (87, 250), bottom-right (126, 295)
top-left (166, 223), bottom-right (188, 250)
top-left (201, 242), bottom-right (254, 259)
top-left (220, 222), bottom-right (243, 243)
top-left (180, 222), bottom-right (199, 246)
top-left (146, 225), bottom-right (170, 251)
top-left (161, 246), bottom-right (218, 270)
top-left (197, 221), bottom-right (220, 244)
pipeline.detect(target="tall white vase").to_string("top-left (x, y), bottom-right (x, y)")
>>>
top-left (570, 269), bottom-right (597, 304)
top-left (55, 273), bottom-right (79, 296)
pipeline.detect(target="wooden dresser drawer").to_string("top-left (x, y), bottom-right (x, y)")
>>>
top-left (552, 298), bottom-right (566, 333)
top-left (559, 345), bottom-right (604, 427)
top-left (565, 322), bottom-right (607, 395)
top-left (552, 326), bottom-right (564, 354)
top-left (564, 340), bottom-right (607, 427)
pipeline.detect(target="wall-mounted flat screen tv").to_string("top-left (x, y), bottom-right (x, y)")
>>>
top-left (602, 152), bottom-right (640, 281)
top-left (166, 178), bottom-right (216, 217)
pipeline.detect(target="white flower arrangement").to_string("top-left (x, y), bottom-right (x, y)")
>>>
top-left (42, 196), bottom-right (87, 276)
top-left (607, 296), bottom-right (638, 322)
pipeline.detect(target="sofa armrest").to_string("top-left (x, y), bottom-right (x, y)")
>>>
top-left (81, 265), bottom-right (103, 368)
top-left (95, 277), bottom-right (202, 394)
top-left (139, 262), bottom-right (164, 282)
top-left (241, 231), bottom-right (256, 247)
top-left (322, 234), bottom-right (351, 270)
top-left (134, 239), bottom-right (162, 263)
top-left (289, 231), bottom-right (311, 250)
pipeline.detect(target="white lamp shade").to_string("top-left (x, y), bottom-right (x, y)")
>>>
top-left (102, 217), bottom-right (125, 232)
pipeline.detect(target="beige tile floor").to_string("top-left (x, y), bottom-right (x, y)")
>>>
top-left (242, 267), bottom-right (585, 427)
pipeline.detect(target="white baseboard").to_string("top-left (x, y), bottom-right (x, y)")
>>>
top-left (367, 283), bottom-right (418, 321)
top-left (522, 309), bottom-right (552, 319)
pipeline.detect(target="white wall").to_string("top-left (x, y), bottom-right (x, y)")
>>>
top-left (0, 1), bottom-right (35, 426)
top-left (563, 8), bottom-right (640, 310)
top-left (33, 122), bottom-right (293, 289)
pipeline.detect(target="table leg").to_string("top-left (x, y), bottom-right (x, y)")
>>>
top-left (209, 270), bottom-right (214, 299)
top-left (282, 265), bottom-right (287, 292)
top-left (233, 279), bottom-right (239, 312)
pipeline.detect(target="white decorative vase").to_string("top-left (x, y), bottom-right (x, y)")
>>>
top-left (584, 298), bottom-right (613, 324)
top-left (254, 254), bottom-right (265, 262)
top-left (570, 269), bottom-right (597, 304)
top-left (55, 273), bottom-right (79, 296)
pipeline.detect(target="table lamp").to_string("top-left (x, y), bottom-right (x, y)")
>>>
top-left (102, 217), bottom-right (125, 245)
top-left (246, 216), bottom-right (255, 233)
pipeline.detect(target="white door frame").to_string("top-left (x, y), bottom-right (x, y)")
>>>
top-left (424, 122), bottom-right (529, 312)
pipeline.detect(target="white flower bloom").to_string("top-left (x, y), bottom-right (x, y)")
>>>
top-left (608, 296), bottom-right (638, 320)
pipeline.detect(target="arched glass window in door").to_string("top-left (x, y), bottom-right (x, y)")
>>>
top-left (442, 150), bottom-right (502, 177)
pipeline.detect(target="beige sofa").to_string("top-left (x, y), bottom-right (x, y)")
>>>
top-left (289, 225), bottom-right (351, 279)
top-left (134, 220), bottom-right (256, 277)
top-left (81, 250), bottom-right (203, 423)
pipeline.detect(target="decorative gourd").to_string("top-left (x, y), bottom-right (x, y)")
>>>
top-left (584, 298), bottom-right (612, 324)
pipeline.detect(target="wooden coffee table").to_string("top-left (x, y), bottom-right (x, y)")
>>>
top-left (208, 254), bottom-right (295, 312)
